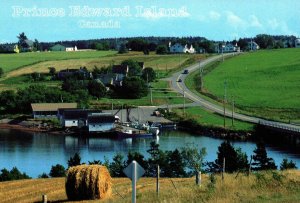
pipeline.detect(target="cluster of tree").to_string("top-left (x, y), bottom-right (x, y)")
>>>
top-left (0, 85), bottom-right (85, 113)
top-left (0, 167), bottom-right (31, 181)
top-left (47, 140), bottom-right (297, 179)
top-left (90, 41), bottom-right (110, 50)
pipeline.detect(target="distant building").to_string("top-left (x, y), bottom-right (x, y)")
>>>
top-left (112, 64), bottom-right (129, 85)
top-left (50, 44), bottom-right (66, 51)
top-left (31, 103), bottom-right (77, 118)
top-left (22, 40), bottom-right (34, 52)
top-left (66, 46), bottom-right (78, 52)
top-left (215, 43), bottom-right (240, 53)
top-left (295, 38), bottom-right (300, 48)
top-left (248, 41), bottom-right (260, 51)
top-left (59, 109), bottom-right (91, 128)
top-left (169, 43), bottom-right (195, 53)
top-left (88, 114), bottom-right (116, 132)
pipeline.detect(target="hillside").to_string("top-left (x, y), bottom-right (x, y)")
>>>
top-left (1, 170), bottom-right (299, 202)
top-left (202, 49), bottom-right (300, 123)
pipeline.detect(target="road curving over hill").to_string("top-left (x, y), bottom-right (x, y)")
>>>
top-left (168, 54), bottom-right (300, 133)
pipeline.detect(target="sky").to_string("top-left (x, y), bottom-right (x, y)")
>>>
top-left (1, 0), bottom-right (300, 43)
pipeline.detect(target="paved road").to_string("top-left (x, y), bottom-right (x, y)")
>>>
top-left (167, 54), bottom-right (300, 133)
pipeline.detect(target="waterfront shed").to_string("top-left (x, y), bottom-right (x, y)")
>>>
top-left (88, 114), bottom-right (115, 132)
top-left (31, 103), bottom-right (77, 118)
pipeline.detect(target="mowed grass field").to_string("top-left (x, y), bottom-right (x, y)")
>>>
top-left (174, 107), bottom-right (254, 131)
top-left (202, 49), bottom-right (300, 122)
top-left (1, 170), bottom-right (300, 203)
top-left (0, 50), bottom-right (117, 73)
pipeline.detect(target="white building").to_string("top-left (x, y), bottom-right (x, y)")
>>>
top-left (66, 46), bottom-right (78, 52)
top-left (88, 114), bottom-right (115, 133)
top-left (215, 43), bottom-right (240, 53)
top-left (169, 43), bottom-right (195, 54)
top-left (295, 38), bottom-right (300, 48)
top-left (248, 41), bottom-right (260, 51)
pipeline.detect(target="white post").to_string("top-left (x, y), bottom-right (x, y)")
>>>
top-left (132, 161), bottom-right (137, 203)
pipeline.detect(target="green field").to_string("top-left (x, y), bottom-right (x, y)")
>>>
top-left (174, 106), bottom-right (254, 131)
top-left (200, 49), bottom-right (300, 122)
top-left (0, 51), bottom-right (117, 73)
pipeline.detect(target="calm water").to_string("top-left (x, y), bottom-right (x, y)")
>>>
top-left (0, 129), bottom-right (299, 178)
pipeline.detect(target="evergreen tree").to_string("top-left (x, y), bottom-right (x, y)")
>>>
top-left (165, 149), bottom-right (186, 177)
top-left (109, 153), bottom-right (126, 177)
top-left (280, 158), bottom-right (297, 170)
top-left (215, 141), bottom-right (239, 173)
top-left (68, 153), bottom-right (81, 168)
top-left (251, 142), bottom-right (277, 170)
top-left (49, 164), bottom-right (66, 177)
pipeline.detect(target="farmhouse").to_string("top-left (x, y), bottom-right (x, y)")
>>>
top-left (169, 43), bottom-right (195, 53)
top-left (50, 44), bottom-right (66, 51)
top-left (66, 46), bottom-right (78, 51)
top-left (31, 103), bottom-right (77, 118)
top-left (248, 41), bottom-right (260, 51)
top-left (88, 114), bottom-right (116, 133)
top-left (112, 64), bottom-right (129, 85)
top-left (215, 43), bottom-right (240, 53)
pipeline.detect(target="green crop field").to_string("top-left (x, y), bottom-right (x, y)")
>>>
top-left (202, 49), bottom-right (300, 122)
top-left (0, 50), bottom-right (116, 73)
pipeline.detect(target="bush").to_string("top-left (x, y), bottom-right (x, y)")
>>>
top-left (280, 158), bottom-right (297, 170)
top-left (50, 164), bottom-right (66, 177)
top-left (68, 153), bottom-right (81, 168)
top-left (0, 67), bottom-right (4, 77)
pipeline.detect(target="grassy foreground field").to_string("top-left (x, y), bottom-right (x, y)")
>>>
top-left (1, 170), bottom-right (299, 202)
top-left (198, 49), bottom-right (300, 123)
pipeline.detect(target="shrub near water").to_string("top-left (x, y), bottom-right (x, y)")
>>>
top-left (65, 165), bottom-right (112, 200)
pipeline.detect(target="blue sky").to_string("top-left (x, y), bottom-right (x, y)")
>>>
top-left (1, 0), bottom-right (299, 43)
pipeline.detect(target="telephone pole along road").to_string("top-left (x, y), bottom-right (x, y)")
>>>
top-left (167, 54), bottom-right (300, 133)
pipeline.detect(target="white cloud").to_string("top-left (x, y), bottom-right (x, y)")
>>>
top-left (268, 18), bottom-right (279, 30)
top-left (249, 15), bottom-right (262, 28)
top-left (209, 11), bottom-right (221, 20)
top-left (225, 11), bottom-right (245, 28)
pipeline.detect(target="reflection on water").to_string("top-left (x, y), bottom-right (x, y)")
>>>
top-left (0, 129), bottom-right (299, 177)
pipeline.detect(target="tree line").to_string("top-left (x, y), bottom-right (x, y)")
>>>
top-left (1, 140), bottom-right (296, 181)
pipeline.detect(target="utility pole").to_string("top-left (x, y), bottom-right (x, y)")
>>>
top-left (199, 60), bottom-right (203, 91)
top-left (223, 81), bottom-right (227, 128)
top-left (183, 89), bottom-right (185, 117)
top-left (150, 88), bottom-right (153, 105)
top-left (232, 96), bottom-right (234, 127)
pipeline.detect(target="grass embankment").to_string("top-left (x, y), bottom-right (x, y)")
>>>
top-left (173, 107), bottom-right (254, 131)
top-left (186, 49), bottom-right (300, 123)
top-left (1, 170), bottom-right (299, 202)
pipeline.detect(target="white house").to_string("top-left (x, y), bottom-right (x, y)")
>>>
top-left (295, 38), bottom-right (300, 48)
top-left (66, 46), bottom-right (78, 52)
top-left (215, 43), bottom-right (240, 53)
top-left (169, 43), bottom-right (195, 53)
top-left (248, 41), bottom-right (260, 51)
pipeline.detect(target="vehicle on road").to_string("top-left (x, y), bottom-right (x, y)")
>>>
top-left (183, 69), bottom-right (189, 74)
top-left (177, 78), bottom-right (182, 82)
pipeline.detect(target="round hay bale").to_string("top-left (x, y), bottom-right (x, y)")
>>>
top-left (65, 165), bottom-right (112, 200)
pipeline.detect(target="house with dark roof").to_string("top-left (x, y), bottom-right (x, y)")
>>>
top-left (22, 40), bottom-right (34, 52)
top-left (112, 64), bottom-right (129, 86)
top-left (59, 109), bottom-right (103, 128)
top-left (88, 114), bottom-right (116, 132)
top-left (31, 103), bottom-right (77, 118)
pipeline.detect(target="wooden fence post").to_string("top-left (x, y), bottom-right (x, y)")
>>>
top-left (42, 194), bottom-right (47, 203)
top-left (156, 165), bottom-right (160, 195)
